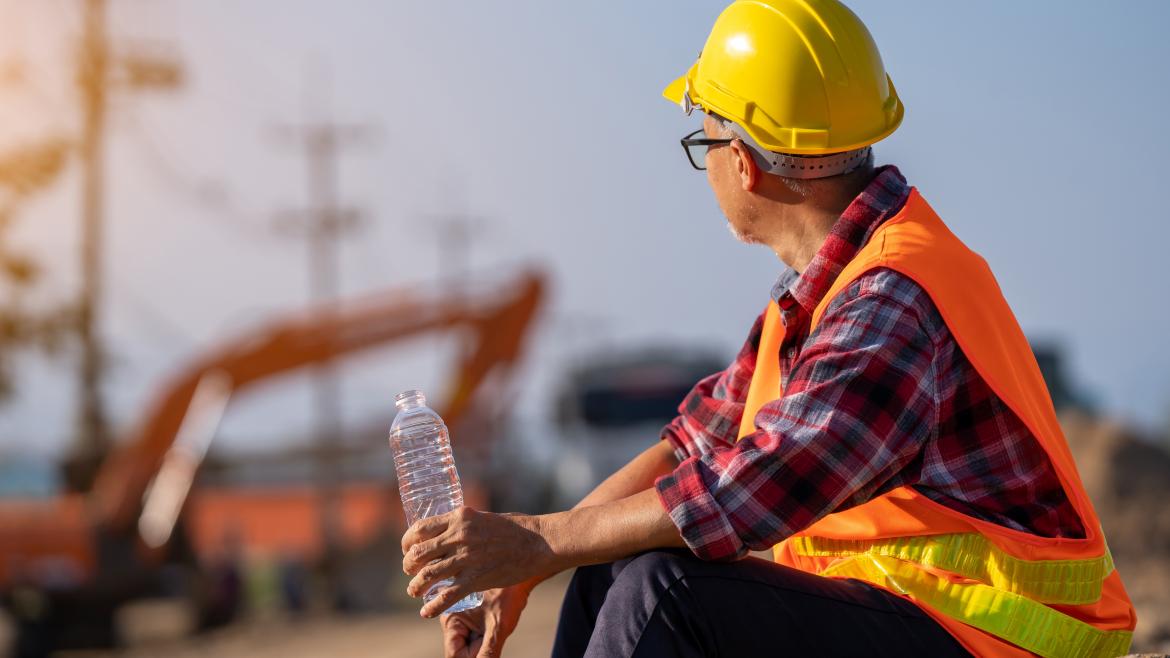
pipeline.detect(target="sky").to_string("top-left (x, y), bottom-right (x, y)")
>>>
top-left (1, 0), bottom-right (1169, 458)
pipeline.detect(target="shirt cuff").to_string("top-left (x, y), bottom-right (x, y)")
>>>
top-left (659, 419), bottom-right (697, 462)
top-left (654, 457), bottom-right (748, 562)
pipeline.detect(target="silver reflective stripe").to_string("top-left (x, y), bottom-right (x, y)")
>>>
top-left (719, 117), bottom-right (871, 179)
top-left (760, 147), bottom-right (872, 180)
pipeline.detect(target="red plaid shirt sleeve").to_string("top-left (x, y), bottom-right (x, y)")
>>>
top-left (659, 312), bottom-right (764, 462)
top-left (655, 278), bottom-right (937, 561)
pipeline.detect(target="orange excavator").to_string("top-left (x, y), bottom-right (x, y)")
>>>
top-left (0, 269), bottom-right (545, 650)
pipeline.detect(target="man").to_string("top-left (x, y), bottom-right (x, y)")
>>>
top-left (401, 1), bottom-right (1137, 656)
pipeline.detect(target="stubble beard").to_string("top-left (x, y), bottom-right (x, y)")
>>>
top-left (727, 219), bottom-right (760, 245)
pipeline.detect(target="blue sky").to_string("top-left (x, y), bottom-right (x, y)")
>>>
top-left (1, 0), bottom-right (1169, 455)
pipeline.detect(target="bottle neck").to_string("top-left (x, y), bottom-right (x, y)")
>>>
top-left (395, 389), bottom-right (427, 411)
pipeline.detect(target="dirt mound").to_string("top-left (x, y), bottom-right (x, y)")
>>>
top-left (1063, 411), bottom-right (1170, 652)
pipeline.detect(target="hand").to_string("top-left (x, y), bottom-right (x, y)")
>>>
top-left (440, 584), bottom-right (532, 658)
top-left (401, 507), bottom-right (557, 618)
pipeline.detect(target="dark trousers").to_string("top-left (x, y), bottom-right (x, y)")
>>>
top-left (551, 549), bottom-right (973, 658)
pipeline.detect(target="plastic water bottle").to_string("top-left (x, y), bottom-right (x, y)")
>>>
top-left (390, 389), bottom-right (483, 614)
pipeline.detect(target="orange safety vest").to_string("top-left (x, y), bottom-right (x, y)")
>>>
top-left (737, 189), bottom-right (1136, 658)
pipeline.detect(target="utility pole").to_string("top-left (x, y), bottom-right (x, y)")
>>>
top-left (424, 199), bottom-right (491, 453)
top-left (272, 65), bottom-right (373, 590)
top-left (424, 206), bottom-right (484, 367)
top-left (430, 212), bottom-right (485, 294)
top-left (425, 178), bottom-right (489, 313)
top-left (72, 0), bottom-right (182, 487)
top-left (76, 0), bottom-right (112, 475)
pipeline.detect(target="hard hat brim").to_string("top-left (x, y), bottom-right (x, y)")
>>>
top-left (662, 74), bottom-right (687, 106)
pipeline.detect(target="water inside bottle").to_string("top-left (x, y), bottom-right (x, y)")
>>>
top-left (425, 580), bottom-right (484, 613)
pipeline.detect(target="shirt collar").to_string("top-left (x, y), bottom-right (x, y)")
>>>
top-left (771, 165), bottom-right (911, 316)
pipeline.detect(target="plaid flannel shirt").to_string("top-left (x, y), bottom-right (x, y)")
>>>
top-left (655, 166), bottom-right (1083, 561)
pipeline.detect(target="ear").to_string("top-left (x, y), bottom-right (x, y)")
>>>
top-left (729, 140), bottom-right (760, 192)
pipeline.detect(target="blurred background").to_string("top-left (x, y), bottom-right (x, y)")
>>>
top-left (1, 1), bottom-right (1168, 656)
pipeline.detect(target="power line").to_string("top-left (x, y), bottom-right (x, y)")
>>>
top-left (108, 270), bottom-right (196, 350)
top-left (120, 106), bottom-right (271, 239)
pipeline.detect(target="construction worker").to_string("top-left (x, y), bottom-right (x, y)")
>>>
top-left (402, 1), bottom-right (1137, 656)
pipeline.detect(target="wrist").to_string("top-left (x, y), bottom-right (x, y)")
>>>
top-left (533, 510), bottom-right (575, 577)
top-left (511, 578), bottom-right (539, 598)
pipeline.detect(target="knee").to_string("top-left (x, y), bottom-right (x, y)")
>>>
top-left (607, 550), bottom-right (693, 603)
top-left (586, 551), bottom-right (710, 657)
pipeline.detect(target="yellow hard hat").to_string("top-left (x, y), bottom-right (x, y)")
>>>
top-left (664, 0), bottom-right (904, 155)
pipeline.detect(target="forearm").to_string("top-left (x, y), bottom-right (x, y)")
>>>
top-left (575, 440), bottom-right (680, 510)
top-left (541, 488), bottom-right (686, 573)
top-left (515, 441), bottom-right (679, 592)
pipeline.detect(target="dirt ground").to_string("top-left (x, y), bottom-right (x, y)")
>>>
top-left (68, 576), bottom-right (568, 658)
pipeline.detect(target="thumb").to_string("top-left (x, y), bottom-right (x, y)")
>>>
top-left (442, 617), bottom-right (473, 658)
top-left (475, 615), bottom-right (504, 658)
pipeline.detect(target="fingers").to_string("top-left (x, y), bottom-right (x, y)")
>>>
top-left (407, 553), bottom-right (461, 598)
top-left (403, 507), bottom-right (480, 575)
top-left (403, 534), bottom-right (453, 576)
top-left (401, 512), bottom-right (453, 555)
top-left (421, 581), bottom-right (474, 619)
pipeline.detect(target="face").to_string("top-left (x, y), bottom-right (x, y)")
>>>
top-left (702, 115), bottom-right (761, 244)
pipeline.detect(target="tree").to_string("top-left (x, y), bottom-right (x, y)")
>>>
top-left (0, 138), bottom-right (75, 402)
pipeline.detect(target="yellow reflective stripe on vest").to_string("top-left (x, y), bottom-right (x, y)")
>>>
top-left (789, 533), bottom-right (1113, 605)
top-left (821, 554), bottom-right (1132, 658)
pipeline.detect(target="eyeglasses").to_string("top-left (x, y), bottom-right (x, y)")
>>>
top-left (680, 128), bottom-right (734, 171)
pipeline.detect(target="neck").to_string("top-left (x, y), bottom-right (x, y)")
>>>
top-left (759, 167), bottom-right (875, 272)
top-left (767, 204), bottom-right (841, 273)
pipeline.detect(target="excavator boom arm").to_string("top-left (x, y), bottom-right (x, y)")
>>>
top-left (91, 271), bottom-right (545, 535)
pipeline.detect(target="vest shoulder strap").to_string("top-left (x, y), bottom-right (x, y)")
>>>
top-left (809, 189), bottom-right (1103, 547)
